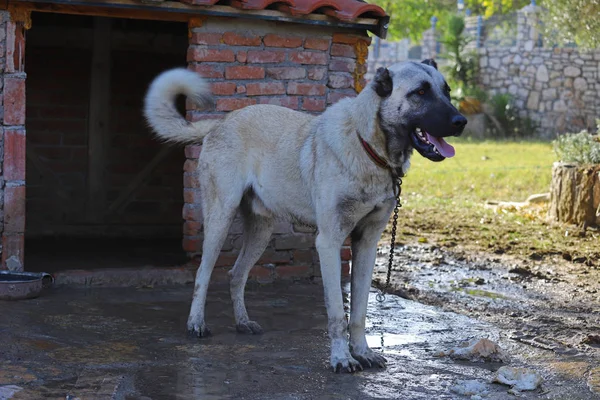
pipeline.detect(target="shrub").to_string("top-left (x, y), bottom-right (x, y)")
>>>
top-left (486, 93), bottom-right (536, 138)
top-left (553, 122), bottom-right (600, 164)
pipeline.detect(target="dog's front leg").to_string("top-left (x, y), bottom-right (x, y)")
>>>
top-left (316, 230), bottom-right (362, 373)
top-left (348, 201), bottom-right (395, 368)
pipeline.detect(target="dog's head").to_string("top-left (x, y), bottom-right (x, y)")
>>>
top-left (373, 60), bottom-right (467, 164)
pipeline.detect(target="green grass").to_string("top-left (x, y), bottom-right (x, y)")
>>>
top-left (387, 139), bottom-right (600, 267)
top-left (403, 138), bottom-right (556, 207)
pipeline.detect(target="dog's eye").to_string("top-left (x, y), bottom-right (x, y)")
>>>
top-left (418, 89), bottom-right (426, 95)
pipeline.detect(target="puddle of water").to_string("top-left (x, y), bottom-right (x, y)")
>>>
top-left (366, 332), bottom-right (424, 349)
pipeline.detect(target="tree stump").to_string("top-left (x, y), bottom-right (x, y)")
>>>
top-left (548, 162), bottom-right (600, 227)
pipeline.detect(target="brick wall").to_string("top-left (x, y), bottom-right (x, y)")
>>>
top-left (0, 11), bottom-right (27, 270)
top-left (184, 19), bottom-right (371, 281)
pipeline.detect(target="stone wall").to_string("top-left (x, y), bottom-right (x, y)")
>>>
top-left (183, 19), bottom-right (369, 281)
top-left (477, 6), bottom-right (600, 136)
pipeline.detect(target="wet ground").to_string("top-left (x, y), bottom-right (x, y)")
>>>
top-left (0, 243), bottom-right (598, 399)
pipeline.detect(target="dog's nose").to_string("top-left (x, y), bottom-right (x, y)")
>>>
top-left (452, 115), bottom-right (467, 129)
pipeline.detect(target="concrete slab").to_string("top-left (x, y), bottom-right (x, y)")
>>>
top-left (0, 282), bottom-right (580, 399)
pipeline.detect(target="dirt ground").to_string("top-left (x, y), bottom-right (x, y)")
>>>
top-left (374, 239), bottom-right (600, 399)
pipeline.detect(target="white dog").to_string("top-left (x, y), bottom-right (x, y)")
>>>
top-left (144, 59), bottom-right (466, 372)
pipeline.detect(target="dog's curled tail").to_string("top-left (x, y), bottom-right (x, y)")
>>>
top-left (144, 68), bottom-right (218, 143)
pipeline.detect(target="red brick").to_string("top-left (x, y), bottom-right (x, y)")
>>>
top-left (287, 82), bottom-right (326, 96)
top-left (340, 247), bottom-right (352, 261)
top-left (216, 98), bottom-right (257, 111)
top-left (343, 237), bottom-right (352, 246)
top-left (330, 44), bottom-right (355, 58)
top-left (183, 203), bottom-right (203, 221)
top-left (247, 50), bottom-right (286, 64)
top-left (302, 97), bottom-right (326, 112)
top-left (266, 67), bottom-right (306, 80)
top-left (328, 91), bottom-right (356, 104)
top-left (183, 221), bottom-right (203, 236)
top-left (237, 51), bottom-right (247, 63)
top-left (223, 32), bottom-right (262, 46)
top-left (304, 37), bottom-right (331, 51)
top-left (293, 249), bottom-right (315, 264)
top-left (189, 64), bottom-right (223, 79)
top-left (215, 254), bottom-right (239, 267)
top-left (4, 77), bottom-right (26, 125)
top-left (187, 47), bottom-right (235, 62)
top-left (1, 233), bottom-right (24, 271)
top-left (185, 145), bottom-right (202, 159)
top-left (4, 129), bottom-right (25, 181)
top-left (341, 261), bottom-right (350, 277)
top-left (183, 237), bottom-right (202, 253)
top-left (190, 32), bottom-right (223, 45)
top-left (259, 97), bottom-right (299, 110)
top-left (328, 72), bottom-right (354, 89)
top-left (307, 67), bottom-right (327, 80)
top-left (249, 265), bottom-right (273, 279)
top-left (4, 185), bottom-right (26, 233)
top-left (183, 173), bottom-right (201, 189)
top-left (332, 33), bottom-right (372, 45)
top-left (236, 85), bottom-right (247, 94)
top-left (276, 265), bottom-right (312, 279)
top-left (183, 160), bottom-right (198, 174)
top-left (290, 51), bottom-right (328, 65)
top-left (225, 66), bottom-right (265, 80)
top-left (329, 58), bottom-right (356, 73)
top-left (258, 250), bottom-right (291, 265)
top-left (184, 188), bottom-right (202, 203)
top-left (246, 82), bottom-right (286, 96)
top-left (263, 34), bottom-right (302, 48)
top-left (6, 21), bottom-right (25, 73)
top-left (211, 82), bottom-right (237, 95)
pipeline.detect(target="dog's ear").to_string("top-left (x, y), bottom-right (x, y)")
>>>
top-left (373, 67), bottom-right (393, 98)
top-left (421, 58), bottom-right (438, 70)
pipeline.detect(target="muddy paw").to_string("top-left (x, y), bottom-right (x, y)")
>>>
top-left (187, 322), bottom-right (212, 338)
top-left (236, 320), bottom-right (263, 334)
top-left (331, 355), bottom-right (363, 373)
top-left (351, 350), bottom-right (387, 369)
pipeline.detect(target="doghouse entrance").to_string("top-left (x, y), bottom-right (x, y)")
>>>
top-left (24, 13), bottom-right (189, 272)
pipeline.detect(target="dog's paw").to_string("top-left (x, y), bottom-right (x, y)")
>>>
top-left (187, 322), bottom-right (212, 338)
top-left (331, 354), bottom-right (363, 373)
top-left (351, 349), bottom-right (387, 369)
top-left (235, 320), bottom-right (263, 335)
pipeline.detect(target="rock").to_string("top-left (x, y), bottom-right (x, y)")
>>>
top-left (0, 386), bottom-right (23, 398)
top-left (564, 66), bottom-right (581, 77)
top-left (490, 57), bottom-right (501, 69)
top-left (450, 380), bottom-right (489, 397)
top-left (493, 366), bottom-right (543, 391)
top-left (553, 100), bottom-right (568, 112)
top-left (437, 338), bottom-right (508, 362)
top-left (526, 91), bottom-right (540, 110)
top-left (573, 77), bottom-right (588, 91)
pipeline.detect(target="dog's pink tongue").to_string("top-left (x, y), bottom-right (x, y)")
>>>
top-left (426, 132), bottom-right (455, 158)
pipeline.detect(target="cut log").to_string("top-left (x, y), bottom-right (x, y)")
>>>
top-left (548, 162), bottom-right (600, 228)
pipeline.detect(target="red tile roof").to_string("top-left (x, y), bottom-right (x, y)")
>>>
top-left (180, 0), bottom-right (389, 35)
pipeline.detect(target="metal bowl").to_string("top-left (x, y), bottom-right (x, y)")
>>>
top-left (0, 271), bottom-right (54, 300)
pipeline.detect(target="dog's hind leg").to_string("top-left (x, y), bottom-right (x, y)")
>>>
top-left (187, 181), bottom-right (242, 337)
top-left (348, 201), bottom-right (395, 368)
top-left (228, 202), bottom-right (274, 334)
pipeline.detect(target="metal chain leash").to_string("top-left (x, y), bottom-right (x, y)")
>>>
top-left (376, 176), bottom-right (402, 303)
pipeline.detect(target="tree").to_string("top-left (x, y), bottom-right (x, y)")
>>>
top-left (540, 0), bottom-right (600, 48)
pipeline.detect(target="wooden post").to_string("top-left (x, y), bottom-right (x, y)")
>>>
top-left (86, 17), bottom-right (112, 222)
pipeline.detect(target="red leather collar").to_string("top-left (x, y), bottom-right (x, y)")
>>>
top-left (358, 134), bottom-right (390, 170)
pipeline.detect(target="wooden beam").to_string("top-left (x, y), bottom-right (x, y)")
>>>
top-left (105, 146), bottom-right (175, 216)
top-left (86, 16), bottom-right (111, 222)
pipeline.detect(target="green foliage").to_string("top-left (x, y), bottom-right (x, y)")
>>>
top-left (552, 123), bottom-right (600, 164)
top-left (540, 0), bottom-right (600, 49)
top-left (370, 0), bottom-right (532, 41)
top-left (440, 15), bottom-right (480, 102)
top-left (487, 93), bottom-right (536, 138)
